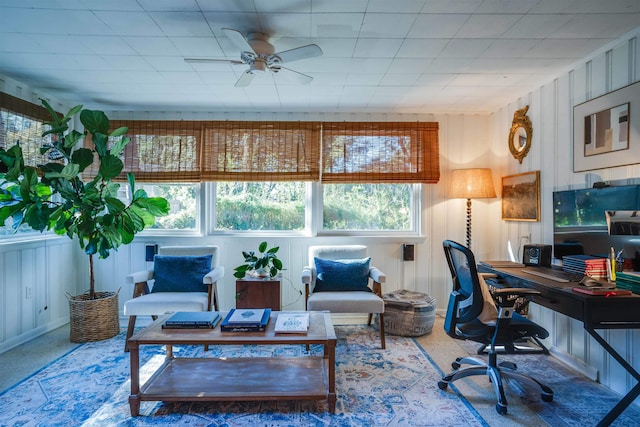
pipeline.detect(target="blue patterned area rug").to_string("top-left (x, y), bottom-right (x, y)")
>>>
top-left (0, 326), bottom-right (487, 426)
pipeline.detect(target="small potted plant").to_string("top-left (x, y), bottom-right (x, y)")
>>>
top-left (234, 241), bottom-right (284, 279)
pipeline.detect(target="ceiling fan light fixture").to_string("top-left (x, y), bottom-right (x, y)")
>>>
top-left (189, 27), bottom-right (323, 87)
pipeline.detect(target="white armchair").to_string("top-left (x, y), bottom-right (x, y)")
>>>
top-left (302, 245), bottom-right (386, 349)
top-left (123, 245), bottom-right (224, 351)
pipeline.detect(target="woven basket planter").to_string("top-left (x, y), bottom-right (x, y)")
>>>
top-left (68, 291), bottom-right (120, 343)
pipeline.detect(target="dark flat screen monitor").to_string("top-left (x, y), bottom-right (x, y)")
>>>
top-left (552, 185), bottom-right (640, 258)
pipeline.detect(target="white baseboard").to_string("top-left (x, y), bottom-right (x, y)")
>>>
top-left (549, 346), bottom-right (599, 381)
top-left (0, 318), bottom-right (69, 354)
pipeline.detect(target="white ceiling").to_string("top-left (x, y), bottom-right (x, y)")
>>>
top-left (1, 0), bottom-right (639, 114)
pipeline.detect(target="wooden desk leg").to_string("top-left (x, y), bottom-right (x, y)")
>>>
top-left (327, 341), bottom-right (336, 413)
top-left (586, 326), bottom-right (640, 427)
top-left (128, 341), bottom-right (141, 416)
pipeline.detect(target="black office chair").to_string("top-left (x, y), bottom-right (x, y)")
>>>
top-left (438, 240), bottom-right (553, 415)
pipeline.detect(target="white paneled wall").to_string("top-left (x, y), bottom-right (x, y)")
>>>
top-left (0, 237), bottom-right (80, 353)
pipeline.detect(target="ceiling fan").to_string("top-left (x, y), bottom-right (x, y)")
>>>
top-left (185, 28), bottom-right (323, 87)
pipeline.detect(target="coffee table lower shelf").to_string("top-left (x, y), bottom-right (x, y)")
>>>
top-left (129, 356), bottom-right (332, 415)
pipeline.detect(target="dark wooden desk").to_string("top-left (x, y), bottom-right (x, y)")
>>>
top-left (478, 263), bottom-right (640, 427)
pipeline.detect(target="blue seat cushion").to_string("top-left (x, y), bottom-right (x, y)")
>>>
top-left (313, 257), bottom-right (371, 292)
top-left (151, 255), bottom-right (212, 293)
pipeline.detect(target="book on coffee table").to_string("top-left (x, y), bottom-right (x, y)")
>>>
top-left (274, 312), bottom-right (309, 334)
top-left (162, 311), bottom-right (221, 329)
top-left (220, 308), bottom-right (271, 332)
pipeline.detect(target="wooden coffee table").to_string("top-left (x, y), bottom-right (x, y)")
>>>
top-left (127, 311), bottom-right (337, 416)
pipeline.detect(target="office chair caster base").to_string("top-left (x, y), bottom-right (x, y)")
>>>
top-left (437, 380), bottom-right (449, 391)
top-left (542, 392), bottom-right (553, 402)
top-left (452, 361), bottom-right (461, 369)
top-left (496, 403), bottom-right (507, 415)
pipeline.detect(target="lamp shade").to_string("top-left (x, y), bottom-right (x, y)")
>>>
top-left (449, 168), bottom-right (497, 199)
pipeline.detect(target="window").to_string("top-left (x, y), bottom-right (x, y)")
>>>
top-left (322, 184), bottom-right (414, 231)
top-left (3, 104), bottom-right (436, 236)
top-left (215, 182), bottom-right (305, 231)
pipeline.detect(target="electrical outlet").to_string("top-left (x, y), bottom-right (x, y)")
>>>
top-left (25, 286), bottom-right (32, 299)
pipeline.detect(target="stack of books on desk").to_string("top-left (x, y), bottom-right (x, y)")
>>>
top-left (615, 272), bottom-right (640, 294)
top-left (562, 255), bottom-right (608, 279)
top-left (220, 308), bottom-right (271, 332)
top-left (162, 311), bottom-right (221, 329)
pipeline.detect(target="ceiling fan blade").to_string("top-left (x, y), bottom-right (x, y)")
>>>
top-left (235, 70), bottom-right (255, 87)
top-left (274, 44), bottom-right (323, 64)
top-left (184, 58), bottom-right (244, 65)
top-left (222, 28), bottom-right (255, 53)
top-left (277, 67), bottom-right (313, 85)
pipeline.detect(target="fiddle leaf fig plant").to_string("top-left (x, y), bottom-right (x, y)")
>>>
top-left (234, 241), bottom-right (284, 279)
top-left (0, 99), bottom-right (170, 299)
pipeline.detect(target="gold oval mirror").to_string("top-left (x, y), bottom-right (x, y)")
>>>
top-left (508, 105), bottom-right (532, 163)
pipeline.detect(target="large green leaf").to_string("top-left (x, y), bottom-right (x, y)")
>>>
top-left (24, 204), bottom-right (49, 231)
top-left (39, 163), bottom-right (64, 174)
top-left (34, 183), bottom-right (52, 198)
top-left (20, 168), bottom-right (39, 202)
top-left (98, 154), bottom-right (124, 180)
top-left (109, 135), bottom-right (130, 157)
top-left (45, 163), bottom-right (80, 180)
top-left (80, 109), bottom-right (109, 135)
top-left (126, 209), bottom-right (146, 231)
top-left (71, 148), bottom-right (94, 172)
top-left (91, 132), bottom-right (108, 156)
top-left (128, 204), bottom-right (156, 227)
top-left (63, 129), bottom-right (84, 149)
top-left (104, 197), bottom-right (125, 213)
top-left (132, 197), bottom-right (170, 216)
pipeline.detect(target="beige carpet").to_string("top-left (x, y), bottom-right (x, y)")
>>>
top-left (416, 315), bottom-right (556, 427)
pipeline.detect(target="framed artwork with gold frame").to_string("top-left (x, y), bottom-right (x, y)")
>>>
top-left (501, 171), bottom-right (540, 221)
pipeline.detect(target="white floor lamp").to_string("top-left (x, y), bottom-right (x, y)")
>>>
top-left (449, 168), bottom-right (497, 249)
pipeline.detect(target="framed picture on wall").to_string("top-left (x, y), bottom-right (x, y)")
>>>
top-left (501, 171), bottom-right (540, 222)
top-left (573, 81), bottom-right (640, 172)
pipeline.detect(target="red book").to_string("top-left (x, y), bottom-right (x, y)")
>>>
top-left (572, 286), bottom-right (632, 296)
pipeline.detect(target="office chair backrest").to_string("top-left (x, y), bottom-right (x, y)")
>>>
top-left (442, 240), bottom-right (485, 336)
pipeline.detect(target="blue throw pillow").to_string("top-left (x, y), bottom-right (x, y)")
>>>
top-left (151, 255), bottom-right (212, 293)
top-left (313, 257), bottom-right (372, 292)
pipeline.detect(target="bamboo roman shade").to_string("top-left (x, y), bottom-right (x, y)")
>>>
top-left (201, 121), bottom-right (321, 182)
top-left (321, 121), bottom-right (440, 183)
top-left (107, 120), bottom-right (202, 182)
top-left (1, 92), bottom-right (441, 185)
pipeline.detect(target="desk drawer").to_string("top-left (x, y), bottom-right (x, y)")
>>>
top-left (585, 298), bottom-right (640, 328)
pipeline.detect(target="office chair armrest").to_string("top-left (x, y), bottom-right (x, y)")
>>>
top-left (493, 287), bottom-right (540, 308)
top-left (369, 267), bottom-right (386, 283)
top-left (203, 266), bottom-right (224, 284)
top-left (493, 287), bottom-right (540, 297)
top-left (126, 270), bottom-right (153, 285)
